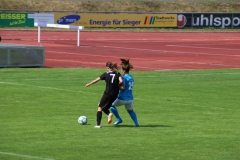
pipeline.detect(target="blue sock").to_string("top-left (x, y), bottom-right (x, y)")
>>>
top-left (129, 111), bottom-right (139, 126)
top-left (110, 106), bottom-right (120, 119)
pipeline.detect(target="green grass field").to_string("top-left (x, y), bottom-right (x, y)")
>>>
top-left (0, 68), bottom-right (239, 160)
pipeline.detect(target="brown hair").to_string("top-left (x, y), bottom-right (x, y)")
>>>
top-left (120, 59), bottom-right (134, 72)
top-left (106, 62), bottom-right (118, 71)
top-left (112, 63), bottom-right (118, 71)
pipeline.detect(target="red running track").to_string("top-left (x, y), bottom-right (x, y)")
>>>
top-left (1, 30), bottom-right (240, 71)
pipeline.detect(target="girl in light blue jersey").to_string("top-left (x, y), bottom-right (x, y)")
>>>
top-left (110, 59), bottom-right (139, 127)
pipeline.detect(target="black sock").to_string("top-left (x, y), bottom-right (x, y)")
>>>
top-left (96, 111), bottom-right (102, 126)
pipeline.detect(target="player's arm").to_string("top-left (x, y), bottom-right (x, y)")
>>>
top-left (119, 84), bottom-right (124, 90)
top-left (85, 77), bottom-right (101, 87)
top-left (119, 76), bottom-right (125, 90)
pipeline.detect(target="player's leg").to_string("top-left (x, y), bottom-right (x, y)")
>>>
top-left (102, 108), bottom-right (110, 115)
top-left (126, 101), bottom-right (139, 127)
top-left (103, 94), bottom-right (117, 124)
top-left (128, 110), bottom-right (139, 127)
top-left (110, 106), bottom-right (122, 125)
top-left (95, 94), bottom-right (108, 128)
top-left (102, 107), bottom-right (113, 124)
top-left (107, 112), bottom-right (113, 124)
top-left (95, 107), bottom-right (102, 128)
top-left (110, 99), bottom-right (123, 125)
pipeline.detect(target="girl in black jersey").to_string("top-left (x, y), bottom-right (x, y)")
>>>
top-left (85, 62), bottom-right (122, 128)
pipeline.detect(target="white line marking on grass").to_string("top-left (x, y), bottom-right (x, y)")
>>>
top-left (0, 82), bottom-right (24, 85)
top-left (23, 78), bottom-right (89, 81)
top-left (36, 86), bottom-right (98, 95)
top-left (0, 81), bottom-right (98, 95)
top-left (0, 151), bottom-right (54, 160)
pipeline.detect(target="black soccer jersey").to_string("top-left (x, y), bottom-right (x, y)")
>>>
top-left (100, 71), bottom-right (121, 95)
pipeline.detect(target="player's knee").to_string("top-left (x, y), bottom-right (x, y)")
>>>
top-left (110, 106), bottom-right (115, 111)
top-left (127, 109), bottom-right (133, 113)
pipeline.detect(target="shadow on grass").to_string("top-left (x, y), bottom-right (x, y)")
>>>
top-left (107, 124), bottom-right (173, 128)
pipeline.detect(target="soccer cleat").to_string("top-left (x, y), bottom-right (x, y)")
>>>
top-left (94, 125), bottom-right (101, 128)
top-left (108, 113), bottom-right (113, 124)
top-left (114, 118), bottom-right (123, 125)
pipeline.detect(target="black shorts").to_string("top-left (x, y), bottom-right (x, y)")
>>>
top-left (98, 94), bottom-right (118, 110)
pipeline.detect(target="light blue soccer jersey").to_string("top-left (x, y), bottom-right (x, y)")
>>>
top-left (118, 74), bottom-right (134, 100)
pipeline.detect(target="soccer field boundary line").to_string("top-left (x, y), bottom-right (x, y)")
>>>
top-left (0, 151), bottom-right (54, 160)
top-left (0, 81), bottom-right (239, 112)
top-left (0, 81), bottom-right (98, 95)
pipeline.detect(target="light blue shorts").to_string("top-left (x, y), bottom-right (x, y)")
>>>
top-left (112, 98), bottom-right (133, 110)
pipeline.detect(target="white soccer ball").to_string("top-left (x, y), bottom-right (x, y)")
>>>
top-left (78, 116), bottom-right (87, 125)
